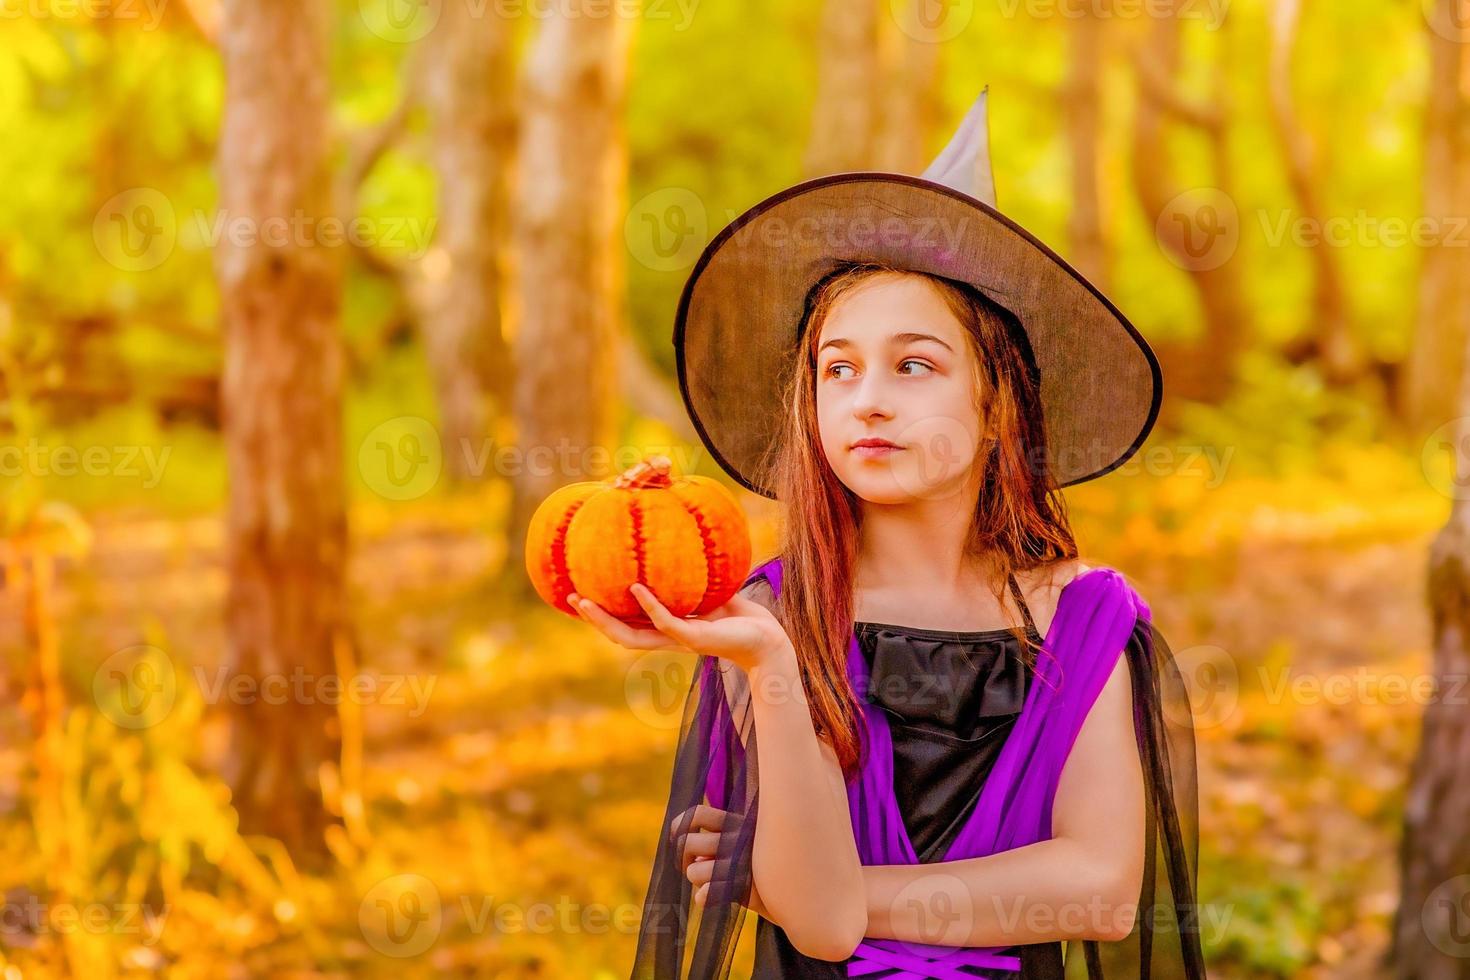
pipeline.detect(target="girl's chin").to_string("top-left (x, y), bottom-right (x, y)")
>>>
top-left (839, 471), bottom-right (971, 505)
top-left (833, 471), bottom-right (899, 501)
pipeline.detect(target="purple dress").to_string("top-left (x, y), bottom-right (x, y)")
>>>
top-left (754, 604), bottom-right (1068, 978)
top-left (630, 557), bottom-right (1205, 980)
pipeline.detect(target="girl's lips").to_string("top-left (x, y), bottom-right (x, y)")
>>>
top-left (852, 444), bottom-right (903, 459)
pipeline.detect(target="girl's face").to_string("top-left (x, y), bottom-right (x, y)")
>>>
top-left (814, 272), bottom-right (987, 505)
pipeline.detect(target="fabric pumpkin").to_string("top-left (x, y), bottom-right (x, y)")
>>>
top-left (525, 455), bottom-right (752, 628)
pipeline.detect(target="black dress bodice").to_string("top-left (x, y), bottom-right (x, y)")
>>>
top-left (857, 619), bottom-right (1036, 864)
top-left (753, 594), bottom-right (1068, 978)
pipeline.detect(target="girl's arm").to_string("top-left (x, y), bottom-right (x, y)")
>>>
top-left (572, 582), bottom-right (866, 962)
top-left (743, 639), bottom-right (868, 960)
top-left (862, 654), bottom-right (1146, 946)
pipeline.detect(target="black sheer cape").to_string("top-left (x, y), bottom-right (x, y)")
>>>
top-left (630, 565), bottom-right (1207, 979)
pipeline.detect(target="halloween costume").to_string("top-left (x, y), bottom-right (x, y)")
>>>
top-left (630, 89), bottom-right (1205, 979)
top-left (631, 561), bottom-right (1203, 979)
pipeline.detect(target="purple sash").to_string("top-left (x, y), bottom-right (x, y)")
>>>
top-left (708, 557), bottom-right (1150, 979)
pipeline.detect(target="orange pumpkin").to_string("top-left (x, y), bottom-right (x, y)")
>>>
top-left (525, 455), bottom-right (753, 629)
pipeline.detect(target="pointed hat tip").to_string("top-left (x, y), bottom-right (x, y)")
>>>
top-left (919, 87), bottom-right (998, 209)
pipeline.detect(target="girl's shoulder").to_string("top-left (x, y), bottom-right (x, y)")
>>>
top-left (1012, 558), bottom-right (1086, 633)
top-left (740, 555), bottom-right (1147, 625)
top-left (1016, 559), bottom-right (1149, 636)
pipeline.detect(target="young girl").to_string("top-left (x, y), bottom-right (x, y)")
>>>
top-left (575, 92), bottom-right (1205, 979)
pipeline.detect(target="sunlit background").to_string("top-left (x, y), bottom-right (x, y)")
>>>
top-left (2, 0), bottom-right (1470, 976)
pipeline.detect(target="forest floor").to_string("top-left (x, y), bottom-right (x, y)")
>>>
top-left (0, 486), bottom-right (1444, 978)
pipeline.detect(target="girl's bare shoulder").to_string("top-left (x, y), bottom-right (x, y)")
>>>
top-left (1014, 558), bottom-right (1097, 635)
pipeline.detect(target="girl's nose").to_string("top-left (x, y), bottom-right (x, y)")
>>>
top-left (851, 379), bottom-right (894, 421)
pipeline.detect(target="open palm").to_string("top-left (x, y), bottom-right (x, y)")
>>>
top-left (568, 583), bottom-right (789, 674)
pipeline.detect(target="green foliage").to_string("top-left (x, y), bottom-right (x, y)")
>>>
top-left (0, 1), bottom-right (1456, 976)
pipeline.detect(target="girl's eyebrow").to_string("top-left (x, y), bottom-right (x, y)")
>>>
top-left (817, 332), bottom-right (955, 354)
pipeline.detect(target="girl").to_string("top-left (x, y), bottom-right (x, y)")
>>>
top-left (576, 92), bottom-right (1205, 979)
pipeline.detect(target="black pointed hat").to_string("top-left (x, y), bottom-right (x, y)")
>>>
top-left (673, 88), bottom-right (1161, 499)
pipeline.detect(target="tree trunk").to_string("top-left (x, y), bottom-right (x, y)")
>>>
top-left (506, 3), bottom-right (636, 578)
top-left (1396, 432), bottom-right (1470, 980)
top-left (1394, 4), bottom-right (1470, 976)
top-left (215, 0), bottom-right (346, 860)
top-left (1064, 7), bottom-right (1109, 291)
top-left (420, 2), bottom-right (518, 478)
top-left (873, 0), bottom-right (942, 175)
top-left (804, 0), bottom-right (881, 176)
top-left (1266, 0), bottom-right (1359, 384)
top-left (1130, 1), bottom-right (1244, 405)
top-left (1398, 0), bottom-right (1470, 432)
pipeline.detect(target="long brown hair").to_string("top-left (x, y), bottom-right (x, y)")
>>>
top-left (757, 261), bottom-right (1079, 780)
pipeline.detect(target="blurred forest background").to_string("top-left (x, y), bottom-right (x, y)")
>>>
top-left (2, 0), bottom-right (1470, 976)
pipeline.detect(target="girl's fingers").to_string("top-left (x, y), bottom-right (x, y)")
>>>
top-left (569, 593), bottom-right (678, 650)
top-left (678, 830), bottom-right (720, 871)
top-left (686, 856), bottom-right (714, 887)
top-left (669, 804), bottom-right (731, 839)
top-left (693, 882), bottom-right (710, 908)
top-left (630, 583), bottom-right (703, 647)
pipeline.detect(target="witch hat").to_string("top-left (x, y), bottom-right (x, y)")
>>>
top-left (673, 88), bottom-right (1161, 498)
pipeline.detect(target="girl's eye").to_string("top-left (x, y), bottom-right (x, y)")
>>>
top-left (826, 360), bottom-right (932, 379)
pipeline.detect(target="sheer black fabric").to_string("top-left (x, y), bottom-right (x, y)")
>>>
top-left (1063, 615), bottom-right (1206, 980)
top-left (630, 568), bottom-right (1205, 980)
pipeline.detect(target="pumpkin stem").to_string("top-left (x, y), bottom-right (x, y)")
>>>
top-left (614, 454), bottom-right (674, 489)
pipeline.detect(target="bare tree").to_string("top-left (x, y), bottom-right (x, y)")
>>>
top-left (419, 3), bottom-right (519, 477)
top-left (1129, 1), bottom-right (1244, 404)
top-left (341, 9), bottom-right (688, 485)
top-left (805, 0), bottom-right (881, 176)
top-left (1393, 4), bottom-right (1470, 976)
top-left (874, 0), bottom-right (942, 175)
top-left (1064, 5), bottom-right (1110, 290)
top-left (506, 2), bottom-right (638, 575)
top-left (215, 0), bottom-right (346, 857)
top-left (1266, 0), bottom-right (1360, 385)
top-left (1398, 0), bottom-right (1470, 431)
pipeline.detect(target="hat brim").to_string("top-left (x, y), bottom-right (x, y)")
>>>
top-left (673, 172), bottom-right (1162, 499)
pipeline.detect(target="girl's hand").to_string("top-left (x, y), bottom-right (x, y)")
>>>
top-left (568, 583), bottom-right (791, 674)
top-left (671, 804), bottom-right (770, 918)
